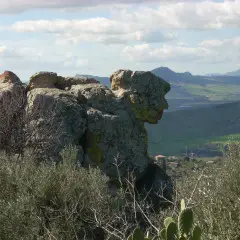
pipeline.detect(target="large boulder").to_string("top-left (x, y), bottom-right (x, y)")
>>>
top-left (67, 82), bottom-right (148, 179)
top-left (28, 71), bottom-right (100, 91)
top-left (67, 70), bottom-right (171, 182)
top-left (26, 72), bottom-right (87, 163)
top-left (68, 70), bottom-right (172, 208)
top-left (110, 70), bottom-right (170, 124)
top-left (0, 71), bottom-right (26, 154)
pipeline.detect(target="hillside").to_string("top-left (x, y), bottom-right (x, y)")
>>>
top-left (77, 67), bottom-right (240, 111)
top-left (151, 67), bottom-right (240, 111)
top-left (146, 101), bottom-right (240, 156)
top-left (225, 68), bottom-right (240, 76)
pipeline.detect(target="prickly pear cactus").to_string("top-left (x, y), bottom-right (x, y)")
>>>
top-left (127, 199), bottom-right (202, 240)
top-left (178, 208), bottom-right (194, 237)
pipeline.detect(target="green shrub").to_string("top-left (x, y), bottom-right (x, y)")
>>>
top-left (177, 142), bottom-right (240, 239)
top-left (0, 147), bottom-right (112, 239)
top-left (0, 146), bottom-right (172, 240)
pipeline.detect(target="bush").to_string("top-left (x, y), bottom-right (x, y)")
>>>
top-left (0, 146), bottom-right (172, 240)
top-left (0, 148), bottom-right (112, 239)
top-left (177, 142), bottom-right (240, 239)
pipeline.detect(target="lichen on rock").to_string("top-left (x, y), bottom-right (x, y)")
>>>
top-left (110, 69), bottom-right (170, 124)
top-left (0, 71), bottom-right (26, 154)
top-left (85, 130), bottom-right (103, 166)
top-left (26, 87), bottom-right (87, 163)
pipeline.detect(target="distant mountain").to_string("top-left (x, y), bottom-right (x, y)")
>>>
top-left (151, 67), bottom-right (215, 85)
top-left (204, 73), bottom-right (223, 77)
top-left (205, 68), bottom-right (240, 77)
top-left (225, 68), bottom-right (240, 77)
top-left (146, 100), bottom-right (240, 156)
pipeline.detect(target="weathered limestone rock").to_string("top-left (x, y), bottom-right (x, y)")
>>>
top-left (26, 86), bottom-right (87, 163)
top-left (67, 70), bottom-right (171, 181)
top-left (69, 83), bottom-right (115, 111)
top-left (28, 71), bottom-right (99, 91)
top-left (0, 71), bottom-right (26, 154)
top-left (67, 82), bottom-right (145, 178)
top-left (28, 72), bottom-right (60, 90)
top-left (67, 69), bottom-right (172, 207)
top-left (110, 70), bottom-right (170, 124)
top-left (60, 77), bottom-right (100, 90)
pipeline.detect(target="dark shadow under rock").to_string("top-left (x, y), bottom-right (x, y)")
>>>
top-left (135, 163), bottom-right (174, 212)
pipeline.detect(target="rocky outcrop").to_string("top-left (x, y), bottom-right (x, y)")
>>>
top-left (26, 73), bottom-right (87, 163)
top-left (110, 70), bottom-right (170, 124)
top-left (0, 71), bottom-right (26, 154)
top-left (0, 69), bottom-right (173, 209)
top-left (67, 70), bottom-right (171, 182)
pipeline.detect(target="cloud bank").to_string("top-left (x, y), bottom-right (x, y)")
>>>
top-left (0, 0), bottom-right (178, 13)
top-left (123, 36), bottom-right (240, 63)
top-left (3, 1), bottom-right (238, 46)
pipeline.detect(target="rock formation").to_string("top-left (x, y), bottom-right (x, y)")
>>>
top-left (0, 71), bottom-right (26, 154)
top-left (0, 69), bottom-right (173, 208)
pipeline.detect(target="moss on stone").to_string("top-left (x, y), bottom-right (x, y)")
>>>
top-left (130, 95), bottom-right (156, 123)
top-left (86, 131), bottom-right (103, 165)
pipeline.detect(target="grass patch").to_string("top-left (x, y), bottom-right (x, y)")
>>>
top-left (183, 84), bottom-right (240, 101)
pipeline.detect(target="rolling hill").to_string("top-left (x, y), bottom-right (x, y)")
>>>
top-left (225, 68), bottom-right (240, 76)
top-left (205, 68), bottom-right (240, 77)
top-left (146, 100), bottom-right (240, 157)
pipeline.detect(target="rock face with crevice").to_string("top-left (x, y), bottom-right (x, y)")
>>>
top-left (0, 71), bottom-right (26, 154)
top-left (26, 86), bottom-right (87, 163)
top-left (0, 69), bottom-right (173, 208)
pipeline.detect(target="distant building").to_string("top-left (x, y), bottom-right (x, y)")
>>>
top-left (155, 154), bottom-right (166, 172)
top-left (155, 154), bottom-right (166, 160)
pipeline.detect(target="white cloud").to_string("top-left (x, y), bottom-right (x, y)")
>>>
top-left (0, 45), bottom-right (23, 58)
top-left (0, 45), bottom-right (7, 54)
top-left (63, 53), bottom-right (89, 67)
top-left (10, 1), bottom-right (240, 32)
top-left (123, 36), bottom-right (240, 63)
top-left (11, 18), bottom-right (133, 34)
top-left (3, 1), bottom-right (239, 47)
top-left (200, 36), bottom-right (240, 48)
top-left (0, 43), bottom-right (89, 74)
top-left (119, 0), bottom-right (240, 29)
top-left (0, 0), bottom-right (179, 13)
top-left (123, 44), bottom-right (212, 62)
top-left (199, 39), bottom-right (225, 48)
top-left (55, 30), bottom-right (176, 45)
top-left (10, 18), bottom-right (176, 45)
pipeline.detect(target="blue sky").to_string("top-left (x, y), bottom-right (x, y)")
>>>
top-left (0, 0), bottom-right (239, 81)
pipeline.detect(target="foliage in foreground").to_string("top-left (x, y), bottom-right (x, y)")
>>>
top-left (0, 142), bottom-right (239, 239)
top-left (0, 147), bottom-right (112, 239)
top-left (128, 199), bottom-right (201, 240)
top-left (177, 142), bottom-right (240, 239)
top-left (0, 147), bottom-right (170, 240)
